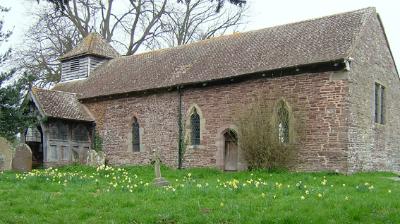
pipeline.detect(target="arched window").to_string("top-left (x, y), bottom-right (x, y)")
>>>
top-left (132, 117), bottom-right (140, 152)
top-left (277, 100), bottom-right (289, 143)
top-left (190, 108), bottom-right (201, 145)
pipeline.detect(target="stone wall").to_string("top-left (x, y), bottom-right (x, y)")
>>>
top-left (347, 14), bottom-right (400, 173)
top-left (85, 70), bottom-right (350, 172)
top-left (85, 92), bottom-right (180, 167)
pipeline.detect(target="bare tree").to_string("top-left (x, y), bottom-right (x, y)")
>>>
top-left (14, 10), bottom-right (80, 87)
top-left (159, 0), bottom-right (247, 47)
top-left (18, 0), bottom-right (246, 86)
top-left (40, 0), bottom-right (246, 12)
top-left (60, 0), bottom-right (168, 55)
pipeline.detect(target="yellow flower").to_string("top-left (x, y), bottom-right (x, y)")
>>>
top-left (342, 184), bottom-right (346, 187)
top-left (301, 196), bottom-right (305, 200)
top-left (318, 193), bottom-right (322, 198)
top-left (220, 202), bottom-right (224, 207)
top-left (345, 196), bottom-right (349, 200)
top-left (388, 189), bottom-right (392, 193)
top-left (187, 173), bottom-right (192, 177)
top-left (305, 190), bottom-right (309, 195)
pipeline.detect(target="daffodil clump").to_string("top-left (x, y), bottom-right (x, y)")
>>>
top-left (0, 166), bottom-right (398, 223)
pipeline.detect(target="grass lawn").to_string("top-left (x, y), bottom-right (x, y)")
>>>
top-left (0, 165), bottom-right (399, 224)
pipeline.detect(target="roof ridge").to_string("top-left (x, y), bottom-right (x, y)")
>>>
top-left (33, 87), bottom-right (78, 95)
top-left (125, 7), bottom-right (376, 60)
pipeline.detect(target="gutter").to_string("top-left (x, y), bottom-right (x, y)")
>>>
top-left (80, 59), bottom-right (348, 103)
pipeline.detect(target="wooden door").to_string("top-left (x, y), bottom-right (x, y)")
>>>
top-left (224, 132), bottom-right (238, 171)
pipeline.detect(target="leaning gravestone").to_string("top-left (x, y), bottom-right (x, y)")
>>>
top-left (0, 137), bottom-right (13, 171)
top-left (12, 144), bottom-right (32, 172)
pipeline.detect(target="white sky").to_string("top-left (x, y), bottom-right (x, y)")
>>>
top-left (1, 0), bottom-right (399, 66)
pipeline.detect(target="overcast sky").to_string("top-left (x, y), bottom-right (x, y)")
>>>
top-left (1, 0), bottom-right (399, 65)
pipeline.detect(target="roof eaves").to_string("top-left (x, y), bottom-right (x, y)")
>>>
top-left (29, 89), bottom-right (48, 119)
top-left (79, 58), bottom-right (347, 101)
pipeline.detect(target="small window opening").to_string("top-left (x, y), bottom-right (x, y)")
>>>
top-left (277, 101), bottom-right (290, 144)
top-left (190, 108), bottom-right (201, 146)
top-left (375, 83), bottom-right (385, 124)
top-left (132, 117), bottom-right (140, 152)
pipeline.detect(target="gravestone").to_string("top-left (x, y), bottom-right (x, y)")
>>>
top-left (0, 137), bottom-right (13, 171)
top-left (12, 144), bottom-right (32, 172)
top-left (86, 150), bottom-right (105, 167)
top-left (152, 149), bottom-right (169, 186)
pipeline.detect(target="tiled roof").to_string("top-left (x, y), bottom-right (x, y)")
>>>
top-left (53, 8), bottom-right (375, 99)
top-left (30, 88), bottom-right (94, 122)
top-left (59, 33), bottom-right (120, 61)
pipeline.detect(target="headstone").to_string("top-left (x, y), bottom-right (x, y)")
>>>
top-left (152, 149), bottom-right (169, 186)
top-left (12, 144), bottom-right (32, 172)
top-left (0, 137), bottom-right (13, 171)
top-left (71, 147), bottom-right (90, 164)
top-left (86, 150), bottom-right (105, 167)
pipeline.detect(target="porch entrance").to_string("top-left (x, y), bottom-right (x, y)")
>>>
top-left (25, 126), bottom-right (43, 168)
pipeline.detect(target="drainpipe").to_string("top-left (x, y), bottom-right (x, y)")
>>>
top-left (177, 86), bottom-right (183, 169)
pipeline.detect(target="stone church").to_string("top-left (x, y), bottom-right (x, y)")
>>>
top-left (24, 8), bottom-right (400, 173)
